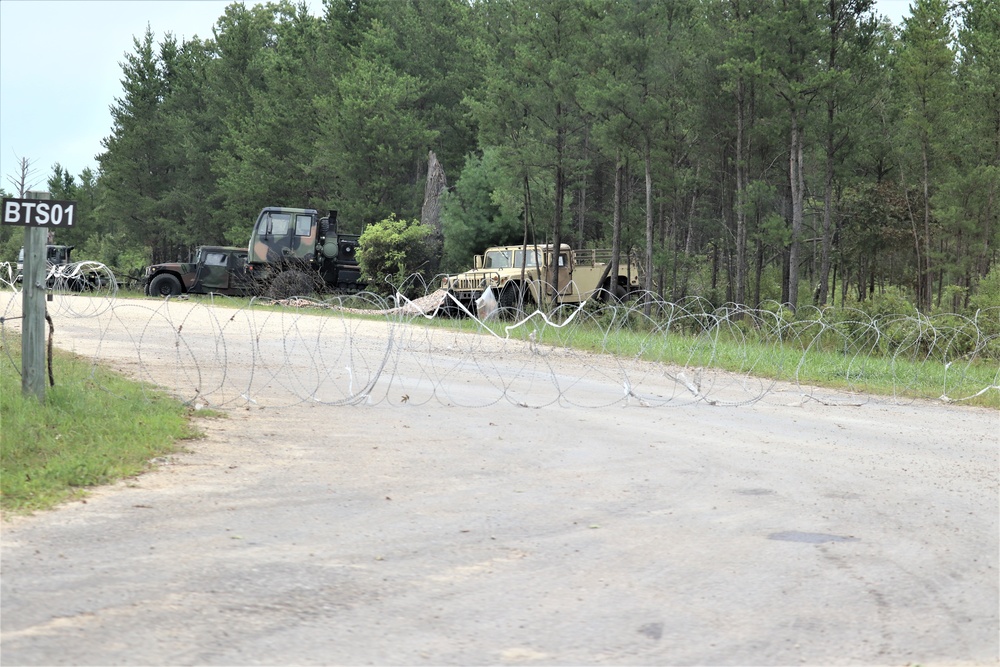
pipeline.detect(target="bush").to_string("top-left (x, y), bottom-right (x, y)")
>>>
top-left (356, 215), bottom-right (434, 297)
top-left (971, 265), bottom-right (1000, 311)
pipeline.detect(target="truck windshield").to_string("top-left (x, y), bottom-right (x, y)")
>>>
top-left (483, 250), bottom-right (512, 269)
top-left (513, 249), bottom-right (538, 268)
top-left (266, 213), bottom-right (291, 236)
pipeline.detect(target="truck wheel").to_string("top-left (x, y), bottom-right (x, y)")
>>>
top-left (268, 270), bottom-right (315, 300)
top-left (149, 273), bottom-right (182, 297)
top-left (498, 285), bottom-right (523, 317)
top-left (601, 281), bottom-right (627, 302)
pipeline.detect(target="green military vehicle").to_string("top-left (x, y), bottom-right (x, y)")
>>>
top-left (144, 206), bottom-right (364, 298)
top-left (145, 246), bottom-right (252, 297)
top-left (441, 243), bottom-right (641, 315)
top-left (247, 207), bottom-right (363, 294)
top-left (15, 244), bottom-right (109, 291)
top-left (15, 244), bottom-right (74, 284)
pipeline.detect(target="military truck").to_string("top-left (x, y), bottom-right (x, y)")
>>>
top-left (144, 207), bottom-right (364, 298)
top-left (248, 206), bottom-right (363, 295)
top-left (14, 244), bottom-right (108, 291)
top-left (145, 246), bottom-right (252, 297)
top-left (441, 243), bottom-right (641, 315)
top-left (15, 244), bottom-right (74, 283)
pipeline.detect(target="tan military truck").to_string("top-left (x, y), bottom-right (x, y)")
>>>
top-left (441, 243), bottom-right (640, 315)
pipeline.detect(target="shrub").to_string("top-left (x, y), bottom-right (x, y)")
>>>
top-left (356, 215), bottom-right (434, 297)
top-left (970, 265), bottom-right (1000, 311)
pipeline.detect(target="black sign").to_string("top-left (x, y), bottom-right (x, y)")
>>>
top-left (2, 198), bottom-right (77, 227)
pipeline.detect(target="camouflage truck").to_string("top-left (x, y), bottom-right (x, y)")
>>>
top-left (144, 207), bottom-right (364, 298)
top-left (247, 206), bottom-right (364, 297)
top-left (441, 243), bottom-right (641, 315)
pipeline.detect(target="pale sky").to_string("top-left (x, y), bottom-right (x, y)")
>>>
top-left (0, 0), bottom-right (913, 196)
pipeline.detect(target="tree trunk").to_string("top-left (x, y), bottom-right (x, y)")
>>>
top-left (610, 151), bottom-right (623, 298)
top-left (643, 138), bottom-right (654, 316)
top-left (921, 140), bottom-right (933, 310)
top-left (735, 76), bottom-right (748, 308)
top-left (787, 107), bottom-right (805, 310)
top-left (420, 150), bottom-right (447, 276)
top-left (550, 107), bottom-right (566, 304)
top-left (817, 99), bottom-right (835, 306)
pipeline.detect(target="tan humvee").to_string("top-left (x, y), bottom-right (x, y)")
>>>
top-left (441, 243), bottom-right (640, 315)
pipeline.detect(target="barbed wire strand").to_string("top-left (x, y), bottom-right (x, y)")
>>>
top-left (0, 262), bottom-right (997, 410)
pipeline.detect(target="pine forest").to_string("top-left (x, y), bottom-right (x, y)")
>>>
top-left (3, 0), bottom-right (998, 314)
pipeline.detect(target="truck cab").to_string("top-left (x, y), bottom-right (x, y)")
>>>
top-left (247, 207), bottom-right (363, 291)
top-left (15, 244), bottom-right (74, 283)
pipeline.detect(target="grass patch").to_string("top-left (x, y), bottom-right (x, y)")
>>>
top-left (507, 312), bottom-right (1000, 408)
top-left (1, 333), bottom-right (203, 515)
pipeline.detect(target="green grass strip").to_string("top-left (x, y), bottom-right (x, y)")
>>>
top-left (1, 333), bottom-right (203, 514)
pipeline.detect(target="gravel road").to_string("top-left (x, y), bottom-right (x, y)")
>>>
top-left (1, 295), bottom-right (997, 666)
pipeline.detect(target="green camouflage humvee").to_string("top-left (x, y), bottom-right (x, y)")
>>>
top-left (145, 246), bottom-right (253, 297)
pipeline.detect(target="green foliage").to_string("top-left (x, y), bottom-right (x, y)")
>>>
top-left (0, 335), bottom-right (199, 513)
top-left (971, 265), bottom-right (1000, 310)
top-left (356, 215), bottom-right (434, 296)
top-left (18, 0), bottom-right (995, 317)
top-left (440, 148), bottom-right (524, 272)
top-left (76, 233), bottom-right (150, 277)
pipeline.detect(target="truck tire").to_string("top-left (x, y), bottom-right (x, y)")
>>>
top-left (498, 285), bottom-right (519, 316)
top-left (600, 280), bottom-right (627, 302)
top-left (498, 283), bottom-right (533, 318)
top-left (267, 270), bottom-right (315, 300)
top-left (149, 273), bottom-right (182, 297)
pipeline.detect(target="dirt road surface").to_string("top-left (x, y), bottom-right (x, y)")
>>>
top-left (1, 296), bottom-right (998, 666)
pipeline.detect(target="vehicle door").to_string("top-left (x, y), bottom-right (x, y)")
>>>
top-left (192, 250), bottom-right (231, 292)
top-left (545, 249), bottom-right (573, 298)
top-left (228, 252), bottom-right (253, 294)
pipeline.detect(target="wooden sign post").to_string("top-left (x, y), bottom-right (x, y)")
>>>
top-left (2, 194), bottom-right (77, 401)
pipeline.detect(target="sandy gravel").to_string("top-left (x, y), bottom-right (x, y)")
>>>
top-left (1, 294), bottom-right (997, 666)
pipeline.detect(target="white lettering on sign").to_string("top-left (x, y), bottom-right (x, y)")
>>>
top-left (1, 198), bottom-right (77, 227)
top-left (4, 200), bottom-right (20, 224)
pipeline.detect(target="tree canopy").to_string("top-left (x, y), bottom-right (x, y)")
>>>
top-left (15, 0), bottom-right (998, 313)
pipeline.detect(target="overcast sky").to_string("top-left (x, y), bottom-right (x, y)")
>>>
top-left (1, 0), bottom-right (913, 196)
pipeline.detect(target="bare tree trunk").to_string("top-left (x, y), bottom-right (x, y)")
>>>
top-left (550, 109), bottom-right (566, 304)
top-left (787, 107), bottom-right (805, 310)
top-left (6, 155), bottom-right (41, 197)
top-left (735, 77), bottom-right (748, 308)
top-left (578, 128), bottom-right (589, 246)
top-left (658, 200), bottom-right (667, 299)
top-left (643, 138), bottom-right (654, 316)
top-left (817, 100), bottom-right (835, 306)
top-left (921, 141), bottom-right (933, 310)
top-left (420, 150), bottom-right (447, 276)
top-left (899, 164), bottom-right (924, 307)
top-left (610, 151), bottom-right (623, 297)
top-left (754, 233), bottom-right (763, 307)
